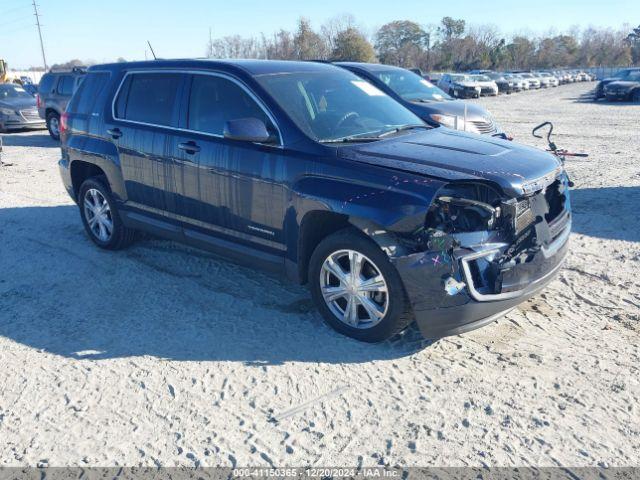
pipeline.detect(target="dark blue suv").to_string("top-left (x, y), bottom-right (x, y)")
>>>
top-left (59, 59), bottom-right (571, 342)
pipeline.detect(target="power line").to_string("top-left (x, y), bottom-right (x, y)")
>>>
top-left (0, 23), bottom-right (33, 36)
top-left (0, 4), bottom-right (31, 16)
top-left (0, 15), bottom-right (33, 28)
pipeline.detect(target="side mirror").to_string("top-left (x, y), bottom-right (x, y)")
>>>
top-left (223, 118), bottom-right (273, 143)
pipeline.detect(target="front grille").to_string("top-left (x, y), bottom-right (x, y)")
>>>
top-left (469, 118), bottom-right (497, 134)
top-left (480, 87), bottom-right (494, 94)
top-left (20, 109), bottom-right (40, 121)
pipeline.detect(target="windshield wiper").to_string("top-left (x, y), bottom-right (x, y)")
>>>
top-left (376, 124), bottom-right (429, 138)
top-left (320, 136), bottom-right (380, 144)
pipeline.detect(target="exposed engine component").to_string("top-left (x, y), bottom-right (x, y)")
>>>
top-left (424, 182), bottom-right (502, 235)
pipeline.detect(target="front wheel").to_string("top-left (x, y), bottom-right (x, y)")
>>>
top-left (632, 89), bottom-right (640, 103)
top-left (78, 177), bottom-right (136, 250)
top-left (308, 229), bottom-right (413, 342)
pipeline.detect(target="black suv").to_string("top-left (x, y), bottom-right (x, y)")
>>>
top-left (37, 67), bottom-right (86, 139)
top-left (595, 67), bottom-right (640, 100)
top-left (59, 60), bottom-right (571, 342)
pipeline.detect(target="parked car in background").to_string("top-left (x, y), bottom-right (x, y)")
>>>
top-left (0, 83), bottom-right (46, 132)
top-left (514, 72), bottom-right (541, 89)
top-left (484, 72), bottom-right (518, 94)
top-left (37, 67), bottom-right (86, 139)
top-left (595, 67), bottom-right (640, 99)
top-left (553, 70), bottom-right (570, 84)
top-left (603, 71), bottom-right (640, 102)
top-left (21, 83), bottom-right (38, 96)
top-left (438, 73), bottom-right (481, 98)
top-left (336, 63), bottom-right (504, 136)
top-left (538, 72), bottom-right (559, 87)
top-left (503, 73), bottom-right (525, 91)
top-left (471, 74), bottom-right (499, 96)
top-left (59, 59), bottom-right (570, 342)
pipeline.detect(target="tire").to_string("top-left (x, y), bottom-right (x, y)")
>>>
top-left (632, 90), bottom-right (640, 103)
top-left (78, 176), bottom-right (136, 250)
top-left (308, 228), bottom-right (413, 342)
top-left (46, 111), bottom-right (61, 140)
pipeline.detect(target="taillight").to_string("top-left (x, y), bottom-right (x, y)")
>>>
top-left (60, 112), bottom-right (69, 135)
top-left (36, 94), bottom-right (42, 108)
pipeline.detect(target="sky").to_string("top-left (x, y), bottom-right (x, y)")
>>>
top-left (1, 0), bottom-right (638, 69)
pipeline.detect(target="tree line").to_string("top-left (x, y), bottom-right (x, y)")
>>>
top-left (206, 16), bottom-right (640, 71)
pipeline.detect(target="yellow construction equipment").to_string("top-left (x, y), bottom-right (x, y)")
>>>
top-left (0, 59), bottom-right (8, 83)
top-left (0, 59), bottom-right (20, 84)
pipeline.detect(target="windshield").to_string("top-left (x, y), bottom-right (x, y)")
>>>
top-left (451, 74), bottom-right (470, 82)
top-left (255, 70), bottom-right (424, 143)
top-left (374, 69), bottom-right (451, 102)
top-left (472, 75), bottom-right (491, 82)
top-left (0, 84), bottom-right (32, 100)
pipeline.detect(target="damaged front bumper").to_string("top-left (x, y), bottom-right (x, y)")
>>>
top-left (391, 176), bottom-right (572, 339)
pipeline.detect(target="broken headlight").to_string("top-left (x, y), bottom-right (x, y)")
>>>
top-left (424, 183), bottom-right (502, 234)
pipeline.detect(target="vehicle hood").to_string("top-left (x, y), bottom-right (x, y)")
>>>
top-left (338, 128), bottom-right (561, 197)
top-left (408, 99), bottom-right (491, 120)
top-left (455, 81), bottom-right (480, 88)
top-left (605, 80), bottom-right (638, 89)
top-left (476, 81), bottom-right (497, 88)
top-left (0, 97), bottom-right (37, 110)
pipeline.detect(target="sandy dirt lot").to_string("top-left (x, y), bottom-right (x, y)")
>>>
top-left (0, 82), bottom-right (639, 467)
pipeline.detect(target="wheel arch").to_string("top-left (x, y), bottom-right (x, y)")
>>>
top-left (70, 160), bottom-right (108, 198)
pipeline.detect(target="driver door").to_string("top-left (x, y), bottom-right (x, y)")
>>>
top-left (169, 73), bottom-right (287, 252)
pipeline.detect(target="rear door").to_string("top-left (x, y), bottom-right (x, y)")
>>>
top-left (109, 71), bottom-right (187, 216)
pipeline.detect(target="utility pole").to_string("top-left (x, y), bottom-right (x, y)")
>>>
top-left (32, 0), bottom-right (48, 71)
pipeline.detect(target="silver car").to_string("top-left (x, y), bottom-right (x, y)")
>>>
top-left (518, 72), bottom-right (541, 89)
top-left (0, 83), bottom-right (46, 132)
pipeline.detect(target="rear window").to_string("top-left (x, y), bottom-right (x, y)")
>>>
top-left (38, 74), bottom-right (55, 94)
top-left (66, 72), bottom-right (110, 115)
top-left (115, 73), bottom-right (182, 127)
top-left (57, 75), bottom-right (75, 96)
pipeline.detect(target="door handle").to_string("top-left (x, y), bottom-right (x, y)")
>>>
top-left (178, 141), bottom-right (201, 154)
top-left (107, 128), bottom-right (122, 139)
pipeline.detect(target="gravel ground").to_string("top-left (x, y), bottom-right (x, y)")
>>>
top-left (0, 81), bottom-right (639, 467)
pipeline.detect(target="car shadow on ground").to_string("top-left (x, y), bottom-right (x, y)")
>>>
top-left (571, 186), bottom-right (640, 242)
top-left (0, 205), bottom-right (435, 365)
top-left (0, 132), bottom-right (56, 148)
top-left (568, 90), bottom-right (638, 105)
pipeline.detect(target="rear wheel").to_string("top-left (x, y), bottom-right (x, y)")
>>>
top-left (308, 229), bottom-right (413, 342)
top-left (46, 111), bottom-right (60, 140)
top-left (632, 89), bottom-right (640, 103)
top-left (78, 177), bottom-right (136, 250)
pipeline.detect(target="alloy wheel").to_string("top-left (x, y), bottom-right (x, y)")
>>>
top-left (49, 116), bottom-right (60, 137)
top-left (319, 249), bottom-right (389, 329)
top-left (83, 188), bottom-right (113, 242)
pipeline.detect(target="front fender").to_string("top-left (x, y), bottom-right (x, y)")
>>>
top-left (285, 172), bottom-right (446, 268)
top-left (291, 173), bottom-right (445, 234)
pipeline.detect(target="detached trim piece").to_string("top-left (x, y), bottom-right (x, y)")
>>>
top-left (459, 223), bottom-right (569, 302)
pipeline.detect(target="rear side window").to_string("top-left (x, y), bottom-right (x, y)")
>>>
top-left (66, 72), bottom-right (110, 115)
top-left (57, 75), bottom-right (75, 96)
top-left (38, 74), bottom-right (55, 94)
top-left (187, 74), bottom-right (273, 136)
top-left (115, 73), bottom-right (182, 127)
